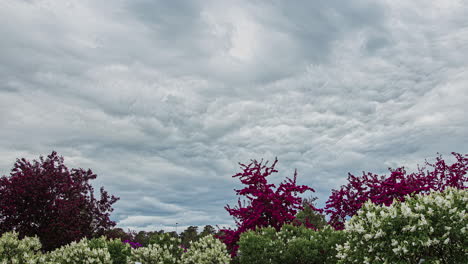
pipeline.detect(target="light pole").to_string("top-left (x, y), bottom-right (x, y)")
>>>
top-left (176, 223), bottom-right (178, 234)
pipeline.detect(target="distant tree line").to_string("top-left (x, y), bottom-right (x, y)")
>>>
top-left (102, 224), bottom-right (221, 248)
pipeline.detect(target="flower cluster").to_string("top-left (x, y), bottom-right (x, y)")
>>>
top-left (148, 233), bottom-right (184, 258)
top-left (181, 235), bottom-right (231, 264)
top-left (0, 231), bottom-right (42, 264)
top-left (127, 243), bottom-right (181, 264)
top-left (336, 187), bottom-right (467, 263)
top-left (45, 238), bottom-right (112, 264)
top-left (0, 232), bottom-right (232, 264)
top-left (325, 152), bottom-right (467, 230)
top-left (218, 158), bottom-right (315, 256)
top-left (123, 239), bottom-right (142, 249)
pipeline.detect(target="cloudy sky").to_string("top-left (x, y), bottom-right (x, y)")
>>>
top-left (1, 0), bottom-right (467, 233)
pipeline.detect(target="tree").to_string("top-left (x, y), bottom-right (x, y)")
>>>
top-left (324, 152), bottom-right (468, 230)
top-left (134, 230), bottom-right (160, 247)
top-left (199, 225), bottom-right (216, 238)
top-left (102, 228), bottom-right (134, 242)
top-left (293, 196), bottom-right (327, 230)
top-left (0, 151), bottom-right (119, 251)
top-left (179, 226), bottom-right (199, 248)
top-left (216, 158), bottom-right (315, 257)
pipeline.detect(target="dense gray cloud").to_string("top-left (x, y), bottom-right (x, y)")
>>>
top-left (1, 0), bottom-right (467, 232)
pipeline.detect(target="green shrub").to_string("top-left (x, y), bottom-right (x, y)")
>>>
top-left (337, 187), bottom-right (468, 263)
top-left (45, 238), bottom-right (112, 264)
top-left (282, 225), bottom-right (345, 264)
top-left (238, 224), bottom-right (345, 264)
top-left (181, 235), bottom-right (231, 264)
top-left (237, 226), bottom-right (280, 264)
top-left (0, 231), bottom-right (43, 264)
top-left (89, 236), bottom-right (131, 264)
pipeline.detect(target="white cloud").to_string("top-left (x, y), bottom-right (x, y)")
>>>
top-left (0, 0), bottom-right (467, 231)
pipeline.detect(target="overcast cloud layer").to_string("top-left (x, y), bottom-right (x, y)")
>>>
top-left (1, 0), bottom-right (467, 233)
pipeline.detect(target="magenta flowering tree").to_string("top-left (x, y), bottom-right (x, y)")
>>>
top-left (324, 152), bottom-right (468, 230)
top-left (217, 158), bottom-right (315, 256)
top-left (0, 151), bottom-right (119, 251)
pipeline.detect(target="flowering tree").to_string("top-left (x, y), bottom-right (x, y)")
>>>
top-left (217, 158), bottom-right (315, 256)
top-left (325, 152), bottom-right (468, 230)
top-left (0, 151), bottom-right (119, 251)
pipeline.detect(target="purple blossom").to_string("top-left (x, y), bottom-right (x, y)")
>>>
top-left (216, 157), bottom-right (314, 257)
top-left (324, 152), bottom-right (467, 230)
top-left (123, 239), bottom-right (142, 248)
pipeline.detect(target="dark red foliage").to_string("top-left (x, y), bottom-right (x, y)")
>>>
top-left (324, 152), bottom-right (468, 230)
top-left (216, 158), bottom-right (314, 257)
top-left (0, 151), bottom-right (119, 251)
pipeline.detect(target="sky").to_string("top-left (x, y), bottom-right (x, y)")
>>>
top-left (1, 0), bottom-right (467, 234)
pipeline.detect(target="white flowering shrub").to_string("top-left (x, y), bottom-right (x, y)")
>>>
top-left (44, 238), bottom-right (112, 264)
top-left (181, 235), bottom-right (231, 264)
top-left (337, 187), bottom-right (467, 264)
top-left (147, 233), bottom-right (183, 258)
top-left (127, 243), bottom-right (181, 264)
top-left (0, 231), bottom-right (43, 264)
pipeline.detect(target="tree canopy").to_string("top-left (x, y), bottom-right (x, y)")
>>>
top-left (0, 151), bottom-right (119, 251)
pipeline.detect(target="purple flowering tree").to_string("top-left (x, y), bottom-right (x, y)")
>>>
top-left (217, 158), bottom-right (315, 257)
top-left (324, 152), bottom-right (468, 230)
top-left (0, 151), bottom-right (119, 251)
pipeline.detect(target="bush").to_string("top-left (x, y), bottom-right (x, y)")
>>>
top-left (238, 224), bottom-right (346, 264)
top-left (181, 235), bottom-right (231, 264)
top-left (88, 236), bottom-right (131, 264)
top-left (147, 232), bottom-right (183, 257)
top-left (337, 187), bottom-right (468, 263)
top-left (45, 238), bottom-right (112, 264)
top-left (0, 231), bottom-right (43, 264)
top-left (128, 243), bottom-right (181, 264)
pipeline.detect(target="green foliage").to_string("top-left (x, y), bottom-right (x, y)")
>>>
top-left (88, 236), bottom-right (131, 264)
top-left (200, 225), bottom-right (216, 238)
top-left (102, 228), bottom-right (134, 242)
top-left (237, 227), bottom-right (280, 264)
top-left (106, 239), bottom-right (132, 264)
top-left (282, 226), bottom-right (346, 264)
top-left (88, 236), bottom-right (108, 250)
top-left (238, 224), bottom-right (345, 264)
top-left (337, 187), bottom-right (468, 264)
top-left (0, 231), bottom-right (43, 264)
top-left (181, 235), bottom-right (231, 264)
top-left (133, 230), bottom-right (158, 247)
top-left (295, 197), bottom-right (327, 229)
top-left (180, 226), bottom-right (199, 248)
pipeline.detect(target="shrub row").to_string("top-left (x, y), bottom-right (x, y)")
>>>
top-left (238, 224), bottom-right (345, 264)
top-left (2, 188), bottom-right (466, 264)
top-left (237, 187), bottom-right (467, 264)
top-left (0, 233), bottom-right (230, 264)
